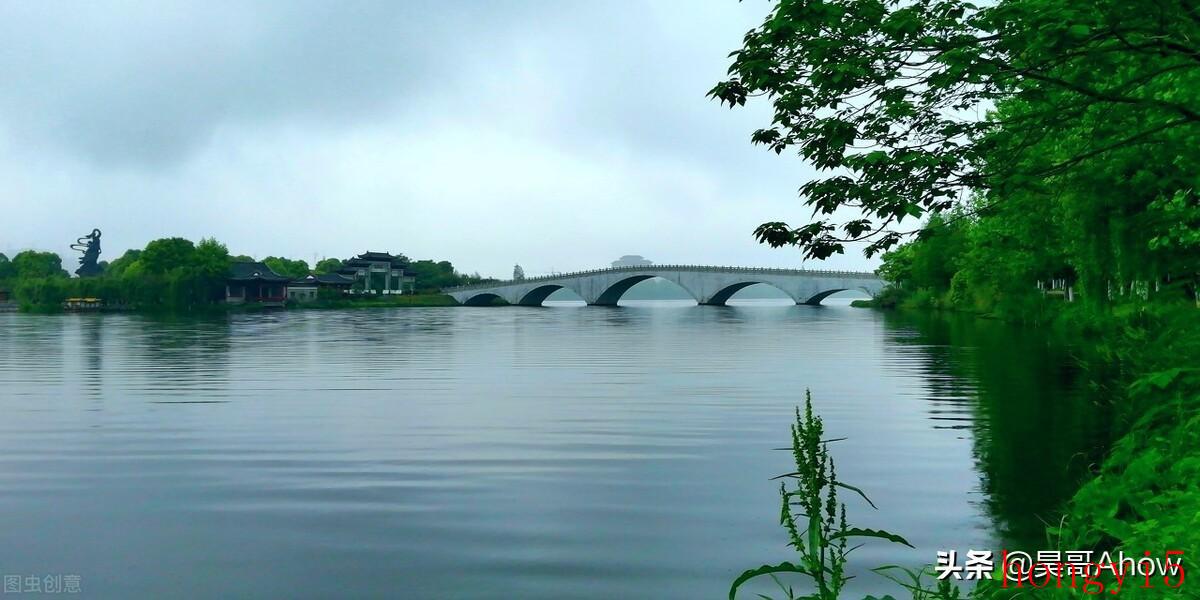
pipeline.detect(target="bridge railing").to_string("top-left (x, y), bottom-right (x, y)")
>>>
top-left (444, 264), bottom-right (880, 292)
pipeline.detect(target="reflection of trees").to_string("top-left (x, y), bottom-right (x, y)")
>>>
top-left (880, 312), bottom-right (1105, 548)
top-left (79, 317), bottom-right (104, 400)
top-left (136, 314), bottom-right (232, 401)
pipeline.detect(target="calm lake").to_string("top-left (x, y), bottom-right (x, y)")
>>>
top-left (0, 298), bottom-right (1098, 598)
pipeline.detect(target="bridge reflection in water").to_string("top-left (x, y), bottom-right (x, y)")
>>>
top-left (445, 265), bottom-right (884, 307)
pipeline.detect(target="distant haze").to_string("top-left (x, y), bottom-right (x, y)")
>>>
top-left (0, 1), bottom-right (878, 277)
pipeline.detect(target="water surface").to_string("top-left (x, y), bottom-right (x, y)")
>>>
top-left (0, 302), bottom-right (1093, 598)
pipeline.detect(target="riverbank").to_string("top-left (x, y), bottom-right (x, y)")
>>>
top-left (861, 292), bottom-right (1197, 598)
top-left (11, 293), bottom-right (461, 314)
top-left (1038, 304), bottom-right (1197, 598)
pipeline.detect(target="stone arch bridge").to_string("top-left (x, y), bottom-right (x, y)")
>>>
top-left (445, 265), bottom-right (883, 306)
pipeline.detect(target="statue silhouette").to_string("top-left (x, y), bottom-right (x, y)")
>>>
top-left (70, 229), bottom-right (103, 277)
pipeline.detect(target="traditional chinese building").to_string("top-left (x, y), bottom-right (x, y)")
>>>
top-left (286, 273), bottom-right (354, 302)
top-left (225, 261), bottom-right (289, 305)
top-left (611, 254), bottom-right (653, 268)
top-left (337, 252), bottom-right (415, 294)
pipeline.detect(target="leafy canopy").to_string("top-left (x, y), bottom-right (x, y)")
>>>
top-left (139, 237), bottom-right (197, 274)
top-left (262, 256), bottom-right (311, 279)
top-left (711, 0), bottom-right (1200, 259)
top-left (11, 251), bottom-right (68, 279)
top-left (314, 258), bottom-right (343, 274)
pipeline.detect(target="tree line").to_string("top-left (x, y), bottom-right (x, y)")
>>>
top-left (0, 238), bottom-right (488, 311)
top-left (256, 254), bottom-right (490, 294)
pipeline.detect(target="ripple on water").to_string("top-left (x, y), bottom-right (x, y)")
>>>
top-left (0, 305), bottom-right (1086, 598)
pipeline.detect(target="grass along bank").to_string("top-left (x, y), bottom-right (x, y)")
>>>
top-left (829, 294), bottom-right (1198, 599)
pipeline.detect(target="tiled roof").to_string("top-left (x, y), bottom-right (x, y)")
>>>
top-left (356, 251), bottom-right (399, 261)
top-left (228, 261), bottom-right (290, 282)
top-left (316, 273), bottom-right (354, 284)
top-left (341, 251), bottom-right (408, 269)
top-left (290, 273), bottom-right (354, 285)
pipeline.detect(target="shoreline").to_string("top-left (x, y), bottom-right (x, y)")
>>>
top-left (849, 292), bottom-right (1198, 598)
top-left (6, 294), bottom-right (462, 315)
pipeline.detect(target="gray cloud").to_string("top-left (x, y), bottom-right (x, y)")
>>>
top-left (0, 0), bottom-right (877, 276)
top-left (0, 1), bottom-right (505, 166)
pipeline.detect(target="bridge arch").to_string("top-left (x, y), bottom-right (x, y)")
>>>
top-left (592, 275), bottom-right (656, 306)
top-left (802, 287), bottom-right (873, 305)
top-left (517, 284), bottom-right (584, 307)
top-left (702, 281), bottom-right (797, 306)
top-left (591, 275), bottom-right (703, 306)
top-left (462, 292), bottom-right (508, 306)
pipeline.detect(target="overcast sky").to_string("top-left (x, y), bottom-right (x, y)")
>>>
top-left (0, 0), bottom-right (878, 278)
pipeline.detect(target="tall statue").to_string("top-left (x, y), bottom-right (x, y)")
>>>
top-left (70, 228), bottom-right (103, 277)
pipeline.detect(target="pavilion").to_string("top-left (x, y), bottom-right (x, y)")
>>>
top-left (225, 261), bottom-right (290, 305)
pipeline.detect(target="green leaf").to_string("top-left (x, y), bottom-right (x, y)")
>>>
top-left (828, 527), bottom-right (914, 548)
top-left (1147, 368), bottom-right (1185, 388)
top-left (834, 482), bottom-right (878, 510)
top-left (1130, 368), bottom-right (1191, 395)
top-left (729, 562), bottom-right (810, 600)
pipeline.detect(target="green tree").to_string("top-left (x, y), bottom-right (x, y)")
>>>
top-left (12, 250), bottom-right (67, 279)
top-left (908, 215), bottom-right (969, 294)
top-left (711, 0), bottom-right (1200, 260)
top-left (193, 238), bottom-right (231, 278)
top-left (13, 276), bottom-right (69, 309)
top-left (6, 237), bottom-right (238, 311)
top-left (1148, 189), bottom-right (1200, 304)
top-left (405, 259), bottom-right (482, 292)
top-left (314, 258), bottom-right (343, 274)
top-left (262, 256), bottom-right (310, 279)
top-left (139, 238), bottom-right (196, 274)
top-left (105, 249), bottom-right (142, 278)
top-left (112, 237), bottom-right (232, 309)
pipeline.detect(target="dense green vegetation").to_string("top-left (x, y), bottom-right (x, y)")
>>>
top-left (262, 256), bottom-right (311, 279)
top-left (0, 239), bottom-right (483, 312)
top-left (740, 310), bottom-right (1197, 600)
top-left (314, 257), bottom-right (344, 274)
top-left (405, 259), bottom-right (490, 293)
top-left (2, 238), bottom-right (232, 312)
top-left (712, 0), bottom-right (1199, 268)
top-left (717, 0), bottom-right (1198, 597)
